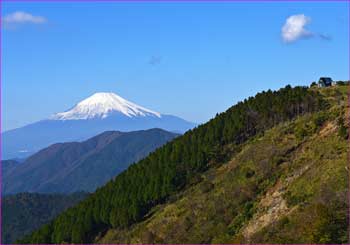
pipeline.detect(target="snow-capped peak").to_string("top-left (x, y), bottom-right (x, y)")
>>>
top-left (50, 92), bottom-right (161, 120)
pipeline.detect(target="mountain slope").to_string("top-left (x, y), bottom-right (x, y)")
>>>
top-left (2, 92), bottom-right (195, 159)
top-left (98, 87), bottom-right (348, 243)
top-left (2, 160), bottom-right (21, 178)
top-left (2, 192), bottom-right (88, 244)
top-left (3, 128), bottom-right (177, 194)
top-left (18, 85), bottom-right (334, 244)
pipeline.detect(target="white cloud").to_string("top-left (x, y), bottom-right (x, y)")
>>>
top-left (3, 11), bottom-right (47, 25)
top-left (281, 14), bottom-right (313, 43)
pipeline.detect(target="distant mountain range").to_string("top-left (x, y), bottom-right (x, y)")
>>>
top-left (2, 92), bottom-right (195, 159)
top-left (2, 128), bottom-right (178, 195)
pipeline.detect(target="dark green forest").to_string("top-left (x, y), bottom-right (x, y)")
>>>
top-left (2, 192), bottom-right (88, 243)
top-left (18, 85), bottom-right (327, 243)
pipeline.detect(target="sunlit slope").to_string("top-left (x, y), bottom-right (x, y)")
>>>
top-left (99, 86), bottom-right (348, 243)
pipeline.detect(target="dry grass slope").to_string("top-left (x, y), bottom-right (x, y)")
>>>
top-left (98, 86), bottom-right (349, 244)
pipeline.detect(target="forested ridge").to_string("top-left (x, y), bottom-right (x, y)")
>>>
top-left (98, 85), bottom-right (349, 244)
top-left (18, 85), bottom-right (327, 243)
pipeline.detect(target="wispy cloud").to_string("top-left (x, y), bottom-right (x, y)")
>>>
top-left (281, 14), bottom-right (331, 43)
top-left (318, 33), bottom-right (332, 41)
top-left (148, 55), bottom-right (162, 66)
top-left (2, 11), bottom-right (47, 29)
top-left (281, 14), bottom-right (313, 43)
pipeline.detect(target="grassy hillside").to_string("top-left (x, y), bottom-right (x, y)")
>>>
top-left (18, 85), bottom-right (347, 244)
top-left (99, 86), bottom-right (349, 243)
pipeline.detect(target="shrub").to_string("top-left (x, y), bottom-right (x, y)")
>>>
top-left (337, 117), bottom-right (348, 139)
top-left (245, 168), bottom-right (255, 178)
top-left (295, 125), bottom-right (309, 141)
top-left (228, 201), bottom-right (256, 235)
top-left (312, 113), bottom-right (327, 128)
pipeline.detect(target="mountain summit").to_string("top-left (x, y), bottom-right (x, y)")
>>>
top-left (51, 92), bottom-right (161, 120)
top-left (2, 93), bottom-right (195, 159)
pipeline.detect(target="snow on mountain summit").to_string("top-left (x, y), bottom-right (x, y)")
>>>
top-left (51, 92), bottom-right (161, 120)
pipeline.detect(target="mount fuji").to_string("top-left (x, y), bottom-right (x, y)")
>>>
top-left (50, 92), bottom-right (162, 120)
top-left (2, 92), bottom-right (196, 159)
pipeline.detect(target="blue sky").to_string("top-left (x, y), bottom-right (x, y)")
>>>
top-left (2, 1), bottom-right (349, 131)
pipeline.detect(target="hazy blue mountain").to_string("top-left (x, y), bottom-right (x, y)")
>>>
top-left (3, 128), bottom-right (178, 194)
top-left (2, 160), bottom-right (21, 178)
top-left (2, 92), bottom-right (195, 159)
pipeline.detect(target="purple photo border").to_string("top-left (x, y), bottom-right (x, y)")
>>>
top-left (0, 0), bottom-right (349, 245)
top-left (348, 0), bottom-right (350, 244)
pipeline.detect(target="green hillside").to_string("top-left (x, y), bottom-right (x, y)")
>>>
top-left (98, 86), bottom-right (349, 244)
top-left (18, 85), bottom-right (349, 244)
